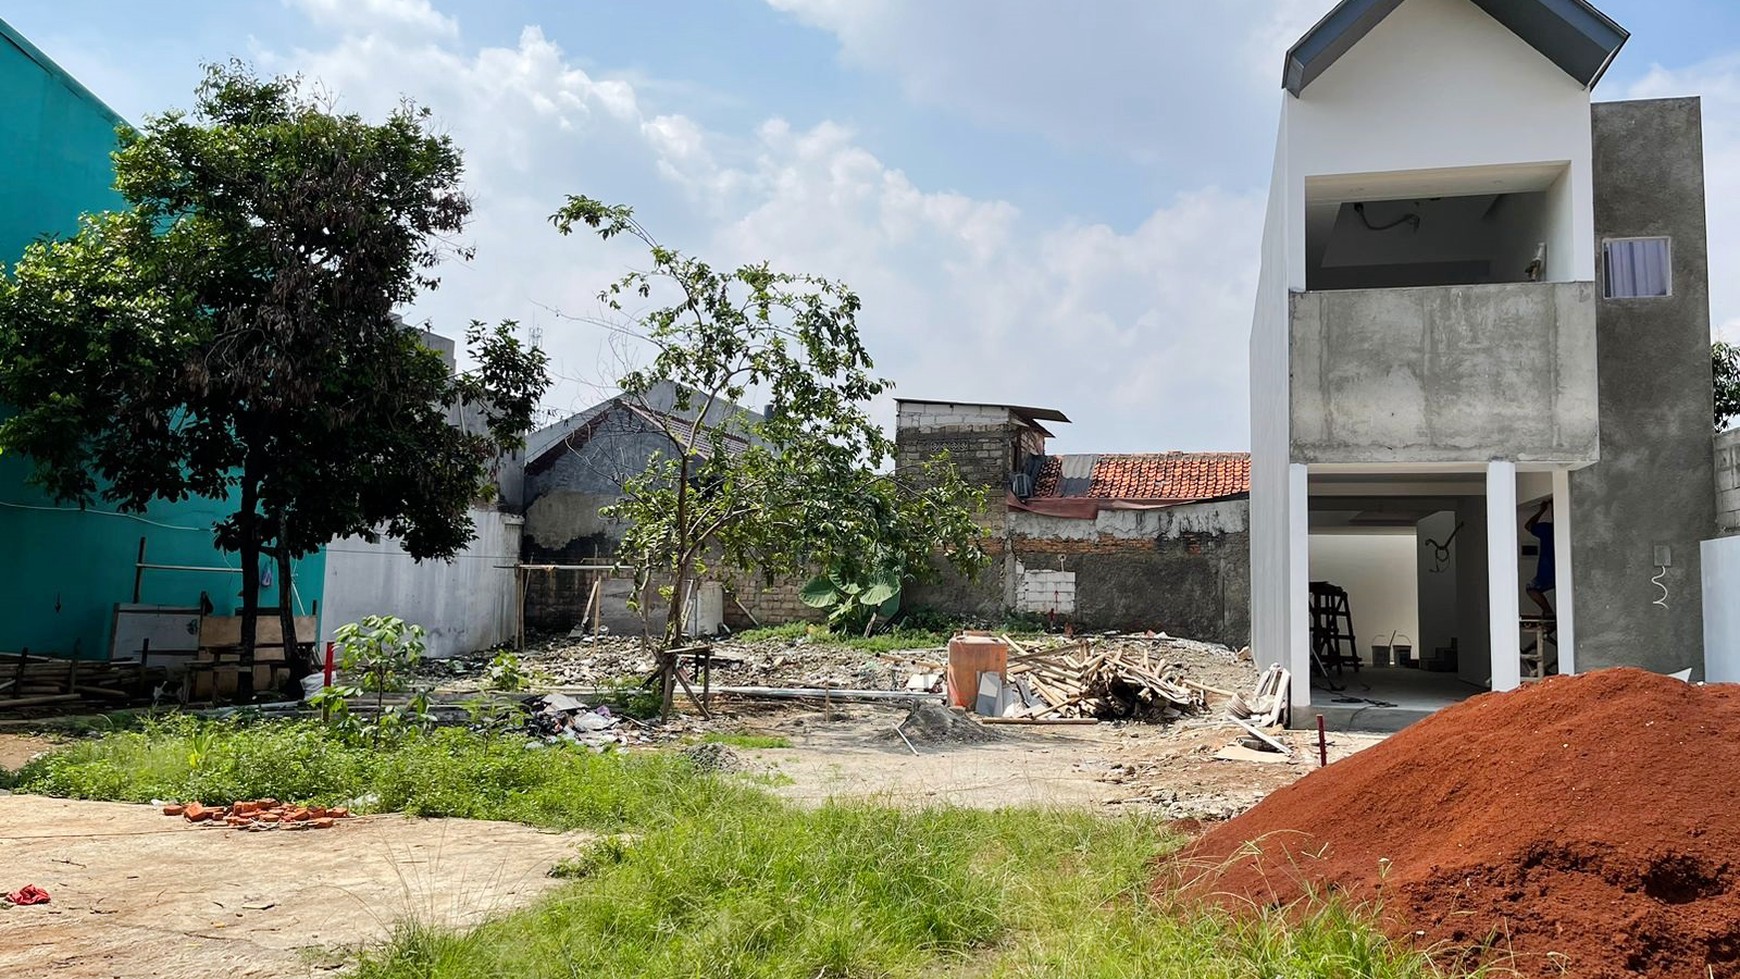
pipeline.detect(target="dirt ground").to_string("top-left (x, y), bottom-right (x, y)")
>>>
top-left (0, 733), bottom-right (56, 771)
top-left (720, 702), bottom-right (1385, 818)
top-left (0, 796), bottom-right (588, 979)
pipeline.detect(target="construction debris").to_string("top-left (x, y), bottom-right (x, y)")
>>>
top-left (525, 693), bottom-right (639, 750)
top-left (1002, 636), bottom-right (1205, 721)
top-left (159, 798), bottom-right (353, 830)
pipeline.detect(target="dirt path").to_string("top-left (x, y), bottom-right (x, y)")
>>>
top-left (0, 796), bottom-right (588, 978)
top-left (0, 733), bottom-right (58, 771)
top-left (731, 704), bottom-right (1385, 817)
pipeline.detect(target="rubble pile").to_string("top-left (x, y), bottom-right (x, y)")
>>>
top-left (1172, 669), bottom-right (1740, 979)
top-left (524, 692), bottom-right (648, 750)
top-left (161, 798), bottom-right (352, 830)
top-left (1005, 637), bottom-right (1216, 721)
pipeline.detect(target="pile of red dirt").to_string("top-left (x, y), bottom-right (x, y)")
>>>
top-left (1169, 669), bottom-right (1740, 978)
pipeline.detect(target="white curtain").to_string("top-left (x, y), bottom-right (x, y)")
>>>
top-left (1605, 238), bottom-right (1671, 298)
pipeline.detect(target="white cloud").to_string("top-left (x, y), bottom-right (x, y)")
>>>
top-left (286, 0), bottom-right (458, 38)
top-left (1626, 59), bottom-right (1740, 343)
top-left (265, 3), bottom-right (1265, 451)
top-left (765, 0), bottom-right (1322, 178)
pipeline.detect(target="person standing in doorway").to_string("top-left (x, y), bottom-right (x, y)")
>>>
top-left (1525, 500), bottom-right (1555, 618)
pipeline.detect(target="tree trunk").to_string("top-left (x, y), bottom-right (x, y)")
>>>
top-left (274, 509), bottom-right (298, 700)
top-left (661, 455), bottom-right (694, 718)
top-left (237, 475), bottom-right (261, 678)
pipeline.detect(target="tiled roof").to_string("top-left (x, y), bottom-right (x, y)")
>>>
top-left (1030, 452), bottom-right (1250, 503)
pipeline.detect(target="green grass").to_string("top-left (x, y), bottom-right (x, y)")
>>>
top-left (734, 621), bottom-right (955, 654)
top-left (354, 804), bottom-right (1464, 979)
top-left (699, 731), bottom-right (792, 750)
top-left (14, 717), bottom-right (1476, 979)
top-left (9, 715), bottom-right (760, 830)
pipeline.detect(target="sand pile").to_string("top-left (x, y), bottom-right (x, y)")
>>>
top-left (1173, 669), bottom-right (1740, 978)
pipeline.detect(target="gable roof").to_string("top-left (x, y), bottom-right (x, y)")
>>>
top-left (1283, 0), bottom-right (1628, 97)
top-left (1029, 452), bottom-right (1251, 505)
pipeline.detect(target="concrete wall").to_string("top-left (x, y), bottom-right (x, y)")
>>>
top-left (1570, 97), bottom-right (1716, 676)
top-left (1282, 0), bottom-right (1596, 291)
top-left (523, 409), bottom-right (669, 563)
top-left (1717, 428), bottom-right (1740, 538)
top-left (1004, 498), bottom-right (1251, 646)
top-left (897, 402), bottom-right (1023, 620)
top-left (1289, 282), bottom-right (1599, 465)
top-left (1309, 532), bottom-right (1419, 658)
top-left (320, 509), bottom-right (520, 659)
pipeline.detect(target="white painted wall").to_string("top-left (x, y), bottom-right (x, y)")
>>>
top-left (1703, 536), bottom-right (1740, 681)
top-left (320, 509), bottom-right (521, 659)
top-left (1309, 532), bottom-right (1420, 661)
top-left (1250, 118), bottom-right (1297, 688)
top-left (1282, 0), bottom-right (1595, 291)
top-left (1416, 510), bottom-right (1460, 661)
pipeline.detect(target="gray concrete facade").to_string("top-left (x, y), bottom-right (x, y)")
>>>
top-left (1290, 281), bottom-right (1599, 465)
top-left (1570, 97), bottom-right (1717, 675)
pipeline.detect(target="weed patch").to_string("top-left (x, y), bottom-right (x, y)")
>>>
top-left (11, 716), bottom-right (759, 831)
top-left (699, 731), bottom-right (792, 750)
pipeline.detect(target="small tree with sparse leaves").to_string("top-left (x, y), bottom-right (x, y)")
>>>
top-left (551, 197), bottom-right (989, 714)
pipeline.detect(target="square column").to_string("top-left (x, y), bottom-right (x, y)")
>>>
top-left (1488, 460), bottom-right (1522, 691)
top-left (1551, 468), bottom-right (1576, 675)
top-left (1288, 463), bottom-right (1311, 711)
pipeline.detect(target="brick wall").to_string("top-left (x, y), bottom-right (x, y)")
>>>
top-left (1719, 428), bottom-right (1740, 537)
top-left (721, 575), bottom-right (826, 630)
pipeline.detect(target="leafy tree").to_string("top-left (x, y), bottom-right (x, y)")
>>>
top-left (0, 64), bottom-right (548, 675)
top-left (1716, 340), bottom-right (1740, 431)
top-left (551, 197), bottom-right (988, 713)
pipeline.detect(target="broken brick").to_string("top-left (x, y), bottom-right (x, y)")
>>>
top-left (162, 804), bottom-right (185, 817)
top-left (310, 818), bottom-right (335, 829)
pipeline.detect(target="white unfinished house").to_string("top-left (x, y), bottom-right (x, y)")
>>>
top-left (1251, 0), bottom-right (1717, 726)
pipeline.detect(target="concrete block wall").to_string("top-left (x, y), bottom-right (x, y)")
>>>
top-left (1719, 428), bottom-right (1740, 538)
top-left (723, 576), bottom-right (826, 630)
top-left (1015, 567), bottom-right (1077, 615)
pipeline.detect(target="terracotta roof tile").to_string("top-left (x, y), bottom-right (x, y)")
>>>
top-left (1028, 452), bottom-right (1249, 504)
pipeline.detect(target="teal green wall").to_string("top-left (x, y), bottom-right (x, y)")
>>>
top-left (0, 18), bottom-right (325, 660)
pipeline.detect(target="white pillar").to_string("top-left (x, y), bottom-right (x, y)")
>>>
top-left (1288, 463), bottom-right (1311, 712)
top-left (1488, 460), bottom-right (1522, 691)
top-left (1551, 468), bottom-right (1575, 675)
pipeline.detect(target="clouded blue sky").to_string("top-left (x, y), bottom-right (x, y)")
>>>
top-left (6, 0), bottom-right (1737, 450)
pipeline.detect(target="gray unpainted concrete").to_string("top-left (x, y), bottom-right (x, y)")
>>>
top-left (1290, 281), bottom-right (1599, 464)
top-left (1717, 428), bottom-right (1740, 538)
top-left (1570, 97), bottom-right (1716, 676)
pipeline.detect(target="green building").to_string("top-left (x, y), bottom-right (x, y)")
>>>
top-left (0, 18), bottom-right (325, 661)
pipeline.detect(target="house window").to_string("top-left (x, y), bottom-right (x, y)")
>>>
top-left (1603, 237), bottom-right (1672, 298)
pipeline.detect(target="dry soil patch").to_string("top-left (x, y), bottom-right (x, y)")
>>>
top-left (0, 795), bottom-right (587, 978)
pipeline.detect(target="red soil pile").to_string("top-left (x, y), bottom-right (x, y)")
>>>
top-left (1170, 669), bottom-right (1740, 978)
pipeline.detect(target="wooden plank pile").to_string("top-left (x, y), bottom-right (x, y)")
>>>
top-left (1002, 636), bottom-right (1205, 721)
top-left (1, 651), bottom-right (144, 708)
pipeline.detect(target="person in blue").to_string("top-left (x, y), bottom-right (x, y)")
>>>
top-left (1525, 500), bottom-right (1555, 619)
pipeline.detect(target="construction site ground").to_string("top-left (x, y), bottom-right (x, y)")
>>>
top-left (0, 631), bottom-right (1384, 977)
top-left (0, 795), bottom-right (589, 979)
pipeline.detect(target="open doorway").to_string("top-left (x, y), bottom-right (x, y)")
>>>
top-left (1309, 481), bottom-right (1492, 726)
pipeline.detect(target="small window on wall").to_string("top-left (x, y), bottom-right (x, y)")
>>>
top-left (1603, 237), bottom-right (1672, 298)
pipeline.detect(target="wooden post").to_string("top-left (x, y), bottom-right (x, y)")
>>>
top-left (133, 537), bottom-right (148, 603)
top-left (590, 578), bottom-right (602, 635)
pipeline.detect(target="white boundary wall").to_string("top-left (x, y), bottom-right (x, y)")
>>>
top-left (320, 509), bottom-right (522, 659)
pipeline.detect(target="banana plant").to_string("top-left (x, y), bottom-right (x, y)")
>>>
top-left (800, 566), bottom-right (902, 634)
